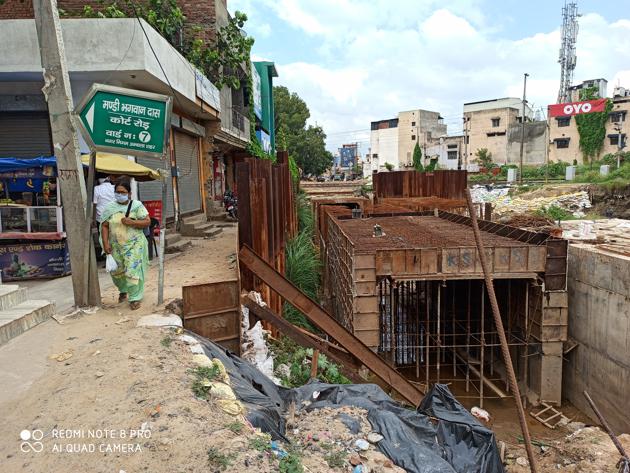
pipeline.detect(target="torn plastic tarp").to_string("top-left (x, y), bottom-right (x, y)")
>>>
top-left (193, 333), bottom-right (504, 473)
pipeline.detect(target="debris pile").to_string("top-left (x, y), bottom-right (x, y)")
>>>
top-left (471, 185), bottom-right (592, 218)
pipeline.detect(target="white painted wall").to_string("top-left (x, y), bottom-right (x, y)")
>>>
top-left (370, 127), bottom-right (399, 171)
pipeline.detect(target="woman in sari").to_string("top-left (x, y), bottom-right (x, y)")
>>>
top-left (100, 177), bottom-right (150, 310)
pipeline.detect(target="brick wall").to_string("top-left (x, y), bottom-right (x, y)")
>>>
top-left (0, 0), bottom-right (219, 45)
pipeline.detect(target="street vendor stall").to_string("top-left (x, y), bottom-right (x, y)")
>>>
top-left (0, 154), bottom-right (159, 281)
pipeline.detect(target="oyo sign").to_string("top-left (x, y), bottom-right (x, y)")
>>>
top-left (75, 84), bottom-right (172, 159)
top-left (548, 98), bottom-right (607, 118)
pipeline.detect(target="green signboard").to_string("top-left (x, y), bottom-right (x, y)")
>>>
top-left (76, 84), bottom-right (172, 159)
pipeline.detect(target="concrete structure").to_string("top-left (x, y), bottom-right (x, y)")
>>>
top-left (549, 82), bottom-right (630, 164)
top-left (463, 98), bottom-right (539, 168)
top-left (0, 284), bottom-right (55, 347)
top-left (425, 135), bottom-right (464, 170)
top-left (367, 109), bottom-right (447, 172)
top-left (568, 78), bottom-right (608, 102)
top-left (565, 244), bottom-right (630, 433)
top-left (322, 202), bottom-right (568, 405)
top-left (253, 61), bottom-right (278, 154)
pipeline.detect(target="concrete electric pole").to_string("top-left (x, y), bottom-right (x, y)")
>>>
top-left (519, 73), bottom-right (529, 184)
top-left (33, 0), bottom-right (100, 306)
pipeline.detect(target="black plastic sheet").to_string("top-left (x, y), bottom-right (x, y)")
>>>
top-left (193, 333), bottom-right (504, 473)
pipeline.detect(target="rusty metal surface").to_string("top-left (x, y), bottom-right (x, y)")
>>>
top-left (183, 279), bottom-right (241, 354)
top-left (338, 216), bottom-right (536, 253)
top-left (239, 245), bottom-right (425, 405)
top-left (373, 170), bottom-right (468, 200)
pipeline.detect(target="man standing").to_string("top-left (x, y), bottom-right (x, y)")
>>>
top-left (92, 173), bottom-right (116, 259)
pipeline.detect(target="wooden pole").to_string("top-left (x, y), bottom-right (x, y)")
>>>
top-left (34, 0), bottom-right (100, 306)
top-left (310, 350), bottom-right (319, 380)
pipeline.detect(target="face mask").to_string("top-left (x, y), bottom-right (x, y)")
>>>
top-left (114, 193), bottom-right (129, 204)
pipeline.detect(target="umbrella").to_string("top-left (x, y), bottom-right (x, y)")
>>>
top-left (80, 153), bottom-right (161, 181)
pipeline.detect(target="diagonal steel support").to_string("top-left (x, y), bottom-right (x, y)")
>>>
top-left (239, 245), bottom-right (424, 406)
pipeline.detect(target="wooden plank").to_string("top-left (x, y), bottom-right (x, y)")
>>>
top-left (355, 281), bottom-right (376, 296)
top-left (510, 247), bottom-right (528, 272)
top-left (355, 268), bottom-right (377, 282)
top-left (459, 247), bottom-right (476, 273)
top-left (354, 296), bottom-right (378, 314)
top-left (354, 254), bottom-right (375, 269)
top-left (353, 313), bottom-right (380, 331)
top-left (405, 249), bottom-right (422, 274)
top-left (239, 245), bottom-right (425, 404)
top-left (494, 247), bottom-right (511, 272)
top-left (421, 249), bottom-right (438, 273)
top-left (375, 251), bottom-right (392, 275)
top-left (528, 246), bottom-right (547, 271)
top-left (391, 250), bottom-right (406, 274)
top-left (442, 248), bottom-right (460, 274)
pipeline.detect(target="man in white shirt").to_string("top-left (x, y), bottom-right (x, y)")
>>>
top-left (93, 174), bottom-right (116, 223)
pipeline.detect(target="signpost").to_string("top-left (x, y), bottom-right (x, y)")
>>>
top-left (75, 84), bottom-right (172, 305)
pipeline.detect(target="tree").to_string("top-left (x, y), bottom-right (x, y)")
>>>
top-left (475, 148), bottom-right (494, 174)
top-left (412, 142), bottom-right (424, 172)
top-left (384, 162), bottom-right (394, 171)
top-left (274, 85), bottom-right (333, 176)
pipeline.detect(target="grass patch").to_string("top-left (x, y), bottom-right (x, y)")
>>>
top-left (226, 421), bottom-right (244, 433)
top-left (535, 205), bottom-right (575, 222)
top-left (207, 446), bottom-right (234, 470)
top-left (160, 336), bottom-right (172, 348)
top-left (325, 449), bottom-right (347, 468)
top-left (279, 448), bottom-right (304, 473)
top-left (190, 365), bottom-right (221, 400)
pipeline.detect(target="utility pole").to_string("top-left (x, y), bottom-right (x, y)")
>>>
top-left (614, 122), bottom-right (624, 169)
top-left (34, 0), bottom-right (100, 306)
top-left (519, 73), bottom-right (529, 184)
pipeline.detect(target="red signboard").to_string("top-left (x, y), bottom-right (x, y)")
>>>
top-left (143, 200), bottom-right (162, 222)
top-left (548, 98), bottom-right (607, 117)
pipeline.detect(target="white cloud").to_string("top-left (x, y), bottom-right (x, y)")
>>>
top-left (234, 1), bottom-right (630, 152)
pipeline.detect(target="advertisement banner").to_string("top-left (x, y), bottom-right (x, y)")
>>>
top-left (548, 98), bottom-right (607, 117)
top-left (339, 147), bottom-right (356, 168)
top-left (0, 240), bottom-right (71, 281)
top-left (143, 200), bottom-right (163, 222)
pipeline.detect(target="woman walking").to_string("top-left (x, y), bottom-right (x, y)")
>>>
top-left (100, 176), bottom-right (150, 310)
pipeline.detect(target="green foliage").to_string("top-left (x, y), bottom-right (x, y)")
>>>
top-left (288, 155), bottom-right (300, 185)
top-left (160, 336), bottom-right (172, 347)
top-left (226, 421), bottom-right (243, 433)
top-left (271, 338), bottom-right (351, 387)
top-left (274, 86), bottom-right (332, 176)
top-left (426, 156), bottom-right (439, 172)
top-left (81, 2), bottom-right (126, 18)
top-left (535, 205), bottom-right (573, 222)
top-left (384, 162), bottom-right (394, 171)
top-left (284, 231), bottom-right (320, 330)
top-left (207, 447), bottom-right (234, 470)
top-left (249, 434), bottom-right (272, 452)
top-left (190, 365), bottom-right (220, 399)
top-left (325, 449), bottom-right (348, 468)
top-left (575, 88), bottom-right (614, 164)
top-left (296, 192), bottom-right (314, 235)
top-left (279, 447), bottom-right (304, 473)
top-left (475, 148), bottom-right (495, 173)
top-left (412, 142), bottom-right (424, 172)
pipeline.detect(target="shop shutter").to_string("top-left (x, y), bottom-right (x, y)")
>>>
top-left (174, 131), bottom-right (202, 214)
top-left (0, 112), bottom-right (53, 157)
top-left (136, 156), bottom-right (175, 219)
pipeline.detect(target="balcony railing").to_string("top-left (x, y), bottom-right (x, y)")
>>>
top-left (0, 206), bottom-right (64, 234)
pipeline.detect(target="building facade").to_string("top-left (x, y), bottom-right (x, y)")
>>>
top-left (425, 135), bottom-right (464, 170)
top-left (463, 98), bottom-right (543, 167)
top-left (549, 79), bottom-right (629, 164)
top-left (367, 109), bottom-right (447, 173)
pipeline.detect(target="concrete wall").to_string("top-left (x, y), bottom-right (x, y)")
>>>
top-left (370, 126), bottom-right (399, 171)
top-left (397, 109), bottom-right (447, 166)
top-left (464, 107), bottom-right (519, 166)
top-left (506, 121), bottom-right (547, 165)
top-left (565, 244), bottom-right (630, 433)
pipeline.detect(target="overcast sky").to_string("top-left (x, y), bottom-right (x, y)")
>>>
top-left (230, 0), bottom-right (630, 154)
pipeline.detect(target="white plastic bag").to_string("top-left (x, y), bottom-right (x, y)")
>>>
top-left (105, 254), bottom-right (118, 273)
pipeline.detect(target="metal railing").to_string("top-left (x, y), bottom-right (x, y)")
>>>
top-left (0, 206), bottom-right (64, 234)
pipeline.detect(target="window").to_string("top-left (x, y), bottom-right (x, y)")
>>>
top-left (411, 135), bottom-right (416, 141)
top-left (465, 136), bottom-right (470, 144)
top-left (555, 139), bottom-right (570, 149)
top-left (610, 135), bottom-right (620, 145)
top-left (557, 117), bottom-right (571, 127)
top-left (447, 151), bottom-right (458, 160)
top-left (610, 112), bottom-right (626, 123)
top-left (372, 153), bottom-right (378, 158)
top-left (411, 121), bottom-right (416, 126)
top-left (491, 118), bottom-right (500, 127)
top-left (447, 144), bottom-right (458, 149)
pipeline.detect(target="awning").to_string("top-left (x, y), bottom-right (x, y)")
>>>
top-left (80, 153), bottom-right (161, 181)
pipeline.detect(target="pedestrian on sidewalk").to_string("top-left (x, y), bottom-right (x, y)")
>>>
top-left (99, 176), bottom-right (150, 310)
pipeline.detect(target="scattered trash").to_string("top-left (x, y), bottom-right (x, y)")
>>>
top-left (115, 317), bottom-right (130, 325)
top-left (516, 456), bottom-right (529, 467)
top-left (353, 465), bottom-right (364, 473)
top-left (270, 440), bottom-right (288, 458)
top-left (136, 314), bottom-right (182, 328)
top-left (312, 390), bottom-right (320, 400)
top-left (355, 439), bottom-right (370, 451)
top-left (140, 421), bottom-right (151, 432)
top-left (367, 432), bottom-right (383, 443)
top-left (49, 350), bottom-right (73, 362)
top-left (471, 406), bottom-right (491, 423)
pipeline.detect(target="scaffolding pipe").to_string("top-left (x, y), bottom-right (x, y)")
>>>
top-left (437, 283), bottom-right (441, 383)
top-left (466, 189), bottom-right (538, 473)
top-left (425, 281), bottom-right (430, 389)
top-left (466, 280), bottom-right (471, 392)
top-left (455, 349), bottom-right (509, 398)
top-left (480, 281), bottom-right (485, 408)
top-left (452, 284), bottom-right (456, 377)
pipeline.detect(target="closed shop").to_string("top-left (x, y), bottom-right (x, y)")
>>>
top-left (174, 131), bottom-right (202, 215)
top-left (0, 112), bottom-right (52, 158)
top-left (137, 156), bottom-right (175, 219)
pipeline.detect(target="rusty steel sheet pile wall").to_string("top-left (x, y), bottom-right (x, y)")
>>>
top-left (237, 151), bottom-right (298, 314)
top-left (373, 170), bottom-right (468, 201)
